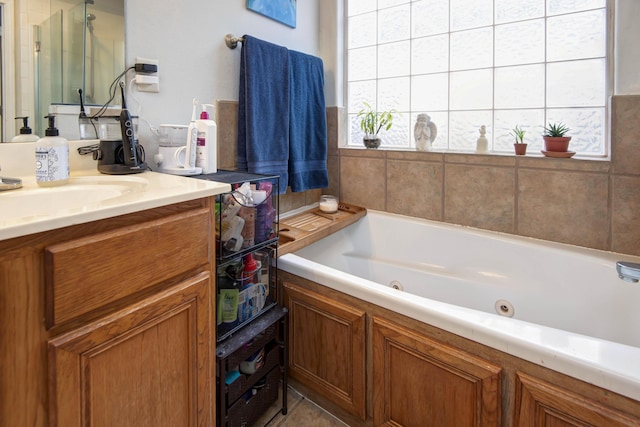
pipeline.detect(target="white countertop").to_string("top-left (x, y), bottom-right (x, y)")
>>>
top-left (0, 141), bottom-right (230, 241)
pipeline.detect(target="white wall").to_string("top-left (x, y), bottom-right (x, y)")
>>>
top-left (614, 0), bottom-right (640, 95)
top-left (125, 0), bottom-right (637, 154)
top-left (125, 0), bottom-right (320, 154)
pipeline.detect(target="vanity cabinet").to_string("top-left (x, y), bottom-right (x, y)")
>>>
top-left (283, 281), bottom-right (366, 421)
top-left (372, 317), bottom-right (502, 426)
top-left (279, 271), bottom-right (640, 427)
top-left (0, 198), bottom-right (216, 427)
top-left (514, 372), bottom-right (639, 427)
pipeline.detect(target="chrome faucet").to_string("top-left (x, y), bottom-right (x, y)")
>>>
top-left (616, 261), bottom-right (640, 283)
top-left (0, 163), bottom-right (23, 191)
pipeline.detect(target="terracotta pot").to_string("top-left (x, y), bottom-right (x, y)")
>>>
top-left (514, 143), bottom-right (527, 155)
top-left (363, 137), bottom-right (381, 149)
top-left (543, 136), bottom-right (571, 152)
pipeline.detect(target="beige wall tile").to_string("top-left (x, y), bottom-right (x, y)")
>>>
top-left (326, 154), bottom-right (340, 199)
top-left (280, 190), bottom-right (308, 213)
top-left (387, 160), bottom-right (443, 220)
top-left (340, 156), bottom-right (386, 210)
top-left (326, 106), bottom-right (343, 157)
top-left (444, 165), bottom-right (515, 232)
top-left (518, 169), bottom-right (609, 249)
top-left (611, 175), bottom-right (640, 255)
top-left (612, 95), bottom-right (640, 176)
top-left (444, 153), bottom-right (516, 167)
top-left (216, 100), bottom-right (238, 169)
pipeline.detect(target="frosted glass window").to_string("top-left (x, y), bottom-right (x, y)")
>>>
top-left (450, 69), bottom-right (493, 111)
top-left (378, 4), bottom-right (410, 44)
top-left (548, 108), bottom-right (605, 154)
top-left (378, 41), bottom-right (410, 78)
top-left (495, 0), bottom-right (544, 24)
top-left (495, 64), bottom-right (544, 109)
top-left (494, 109), bottom-right (545, 151)
top-left (495, 20), bottom-right (545, 66)
top-left (412, 0), bottom-right (449, 38)
top-left (450, 27), bottom-right (493, 71)
top-left (450, 111), bottom-right (493, 150)
top-left (378, 77), bottom-right (411, 112)
top-left (451, 0), bottom-right (493, 31)
top-left (348, 13), bottom-right (377, 49)
top-left (547, 59), bottom-right (605, 108)
top-left (547, 0), bottom-right (605, 16)
top-left (411, 73), bottom-right (449, 111)
top-left (348, 0), bottom-right (377, 17)
top-left (379, 0), bottom-right (410, 8)
top-left (346, 0), bottom-right (609, 154)
top-left (348, 80), bottom-right (377, 112)
top-left (547, 10), bottom-right (606, 62)
top-left (349, 46), bottom-right (377, 81)
top-left (412, 35), bottom-right (449, 74)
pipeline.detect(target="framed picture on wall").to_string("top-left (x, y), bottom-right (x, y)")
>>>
top-left (246, 0), bottom-right (296, 28)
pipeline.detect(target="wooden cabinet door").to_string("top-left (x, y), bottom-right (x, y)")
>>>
top-left (283, 281), bottom-right (367, 420)
top-left (515, 372), bottom-right (640, 427)
top-left (372, 317), bottom-right (502, 427)
top-left (48, 273), bottom-right (212, 427)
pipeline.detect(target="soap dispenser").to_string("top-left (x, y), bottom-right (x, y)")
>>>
top-left (195, 103), bottom-right (217, 174)
top-left (12, 117), bottom-right (39, 142)
top-left (36, 115), bottom-right (69, 187)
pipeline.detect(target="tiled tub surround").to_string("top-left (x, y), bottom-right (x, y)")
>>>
top-left (216, 95), bottom-right (640, 256)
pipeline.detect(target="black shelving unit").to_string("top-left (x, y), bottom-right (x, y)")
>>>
top-left (193, 170), bottom-right (287, 426)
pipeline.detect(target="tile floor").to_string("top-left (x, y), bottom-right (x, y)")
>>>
top-left (252, 385), bottom-right (347, 426)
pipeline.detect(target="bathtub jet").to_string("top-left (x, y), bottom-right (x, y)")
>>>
top-left (616, 261), bottom-right (640, 283)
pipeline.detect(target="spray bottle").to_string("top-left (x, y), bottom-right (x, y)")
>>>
top-left (184, 98), bottom-right (198, 170)
top-left (12, 117), bottom-right (39, 142)
top-left (195, 103), bottom-right (217, 174)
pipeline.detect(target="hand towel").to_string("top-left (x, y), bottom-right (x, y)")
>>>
top-left (237, 35), bottom-right (290, 194)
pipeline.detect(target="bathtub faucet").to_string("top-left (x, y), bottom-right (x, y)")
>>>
top-left (616, 261), bottom-right (640, 283)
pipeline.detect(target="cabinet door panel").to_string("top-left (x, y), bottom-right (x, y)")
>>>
top-left (48, 273), bottom-right (211, 427)
top-left (372, 317), bottom-right (502, 427)
top-left (515, 372), bottom-right (639, 427)
top-left (45, 208), bottom-right (211, 327)
top-left (283, 281), bottom-right (366, 420)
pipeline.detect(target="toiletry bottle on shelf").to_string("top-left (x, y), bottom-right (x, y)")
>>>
top-left (195, 103), bottom-right (217, 174)
top-left (12, 117), bottom-right (39, 142)
top-left (36, 115), bottom-right (69, 187)
top-left (241, 253), bottom-right (262, 288)
top-left (184, 98), bottom-right (198, 170)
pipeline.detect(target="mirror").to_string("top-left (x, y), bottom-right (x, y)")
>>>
top-left (2, 0), bottom-right (125, 142)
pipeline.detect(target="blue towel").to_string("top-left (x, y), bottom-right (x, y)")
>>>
top-left (287, 50), bottom-right (328, 192)
top-left (237, 35), bottom-right (290, 194)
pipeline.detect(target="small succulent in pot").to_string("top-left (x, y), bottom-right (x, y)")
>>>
top-left (511, 125), bottom-right (527, 155)
top-left (542, 122), bottom-right (572, 152)
top-left (357, 102), bottom-right (395, 149)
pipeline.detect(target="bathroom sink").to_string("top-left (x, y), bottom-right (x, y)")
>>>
top-left (0, 175), bottom-right (149, 221)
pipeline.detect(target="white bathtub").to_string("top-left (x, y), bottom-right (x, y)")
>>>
top-left (278, 210), bottom-right (640, 401)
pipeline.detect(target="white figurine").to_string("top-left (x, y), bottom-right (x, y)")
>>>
top-left (476, 125), bottom-right (488, 153)
top-left (414, 113), bottom-right (437, 151)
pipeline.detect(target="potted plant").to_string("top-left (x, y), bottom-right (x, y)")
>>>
top-left (511, 125), bottom-right (527, 155)
top-left (357, 102), bottom-right (395, 149)
top-left (543, 122), bottom-right (571, 152)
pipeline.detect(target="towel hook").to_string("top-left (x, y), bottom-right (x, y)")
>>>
top-left (225, 34), bottom-right (245, 50)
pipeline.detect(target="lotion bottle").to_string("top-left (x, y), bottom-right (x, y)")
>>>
top-left (12, 117), bottom-right (39, 142)
top-left (195, 103), bottom-right (217, 174)
top-left (35, 115), bottom-right (69, 187)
